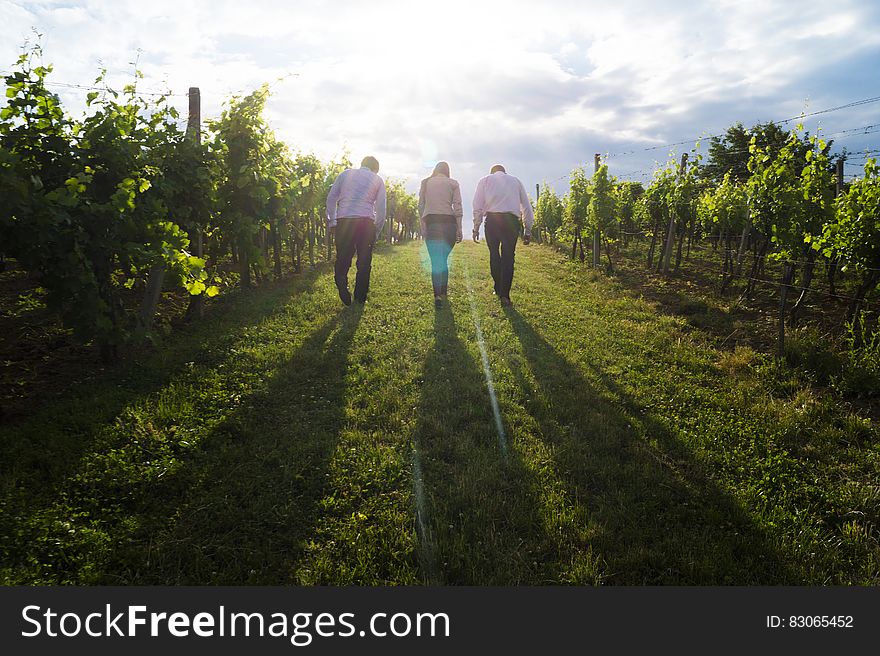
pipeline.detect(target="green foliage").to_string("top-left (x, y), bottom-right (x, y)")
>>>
top-left (613, 181), bottom-right (644, 235)
top-left (638, 166), bottom-right (676, 235)
top-left (535, 183), bottom-right (563, 240)
top-left (1, 44), bottom-right (351, 353)
top-left (835, 313), bottom-right (880, 397)
top-left (291, 152), bottom-right (325, 211)
top-left (703, 121), bottom-right (801, 184)
top-left (667, 156), bottom-right (702, 232)
top-left (0, 45), bottom-right (205, 351)
top-left (747, 129), bottom-right (806, 258)
top-left (697, 171), bottom-right (748, 235)
top-left (277, 151), bottom-right (326, 263)
top-left (589, 164), bottom-right (616, 237)
top-left (747, 127), bottom-right (835, 260)
top-left (819, 159), bottom-right (880, 275)
top-left (783, 327), bottom-right (844, 386)
top-left (386, 178), bottom-right (419, 240)
top-left (561, 167), bottom-right (590, 241)
top-left (798, 135), bottom-right (836, 249)
top-left (207, 85), bottom-right (276, 283)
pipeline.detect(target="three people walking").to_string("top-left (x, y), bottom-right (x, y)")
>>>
top-left (418, 161), bottom-right (463, 308)
top-left (327, 157), bottom-right (532, 309)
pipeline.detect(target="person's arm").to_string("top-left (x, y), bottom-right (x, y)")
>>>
top-left (418, 178), bottom-right (427, 218)
top-left (374, 178), bottom-right (387, 237)
top-left (518, 179), bottom-right (535, 239)
top-left (418, 179), bottom-right (427, 238)
top-left (452, 180), bottom-right (463, 241)
top-left (326, 173), bottom-right (342, 228)
top-left (472, 177), bottom-right (486, 239)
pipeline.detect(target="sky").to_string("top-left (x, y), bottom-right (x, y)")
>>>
top-left (2, 0), bottom-right (879, 236)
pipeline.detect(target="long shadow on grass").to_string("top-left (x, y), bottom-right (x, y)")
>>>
top-left (0, 267), bottom-right (329, 508)
top-left (503, 307), bottom-right (796, 584)
top-left (6, 304), bottom-right (363, 584)
top-left (106, 305), bottom-right (366, 584)
top-left (412, 302), bottom-right (555, 584)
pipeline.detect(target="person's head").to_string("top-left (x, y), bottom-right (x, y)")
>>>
top-left (490, 164), bottom-right (506, 174)
top-left (361, 156), bottom-right (380, 173)
top-left (432, 161), bottom-right (450, 177)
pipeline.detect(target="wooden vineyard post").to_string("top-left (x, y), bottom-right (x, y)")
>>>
top-left (828, 158), bottom-right (845, 296)
top-left (140, 86), bottom-right (202, 330)
top-left (778, 262), bottom-right (795, 357)
top-left (736, 195), bottom-right (751, 277)
top-left (140, 253), bottom-right (166, 331)
top-left (185, 87), bottom-right (204, 318)
top-left (593, 153), bottom-right (601, 267)
top-left (662, 153), bottom-right (688, 275)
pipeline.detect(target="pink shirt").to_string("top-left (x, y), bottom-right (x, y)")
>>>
top-left (419, 175), bottom-right (463, 220)
top-left (472, 171), bottom-right (535, 235)
top-left (326, 166), bottom-right (387, 232)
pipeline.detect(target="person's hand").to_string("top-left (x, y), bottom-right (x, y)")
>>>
top-left (523, 233), bottom-right (531, 245)
top-left (472, 229), bottom-right (480, 242)
top-left (329, 226), bottom-right (336, 237)
top-left (456, 229), bottom-right (463, 243)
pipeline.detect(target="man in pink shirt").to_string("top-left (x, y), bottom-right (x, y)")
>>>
top-left (326, 156), bottom-right (387, 305)
top-left (472, 164), bottom-right (534, 306)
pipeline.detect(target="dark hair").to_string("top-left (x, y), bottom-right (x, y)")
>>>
top-left (361, 156), bottom-right (380, 173)
top-left (490, 164), bottom-right (506, 174)
top-left (432, 161), bottom-right (450, 177)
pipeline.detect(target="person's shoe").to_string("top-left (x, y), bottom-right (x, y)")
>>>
top-left (434, 296), bottom-right (442, 309)
top-left (500, 297), bottom-right (512, 307)
top-left (339, 288), bottom-right (352, 306)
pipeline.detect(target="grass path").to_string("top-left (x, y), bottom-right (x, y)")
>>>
top-left (1, 242), bottom-right (878, 584)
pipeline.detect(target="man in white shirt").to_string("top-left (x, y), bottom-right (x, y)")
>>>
top-left (472, 164), bottom-right (534, 306)
top-left (326, 156), bottom-right (387, 305)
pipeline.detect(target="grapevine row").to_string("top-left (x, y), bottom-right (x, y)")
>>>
top-left (534, 122), bottom-right (879, 355)
top-left (0, 46), bottom-right (419, 359)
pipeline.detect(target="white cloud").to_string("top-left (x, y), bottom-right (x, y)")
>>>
top-left (2, 0), bottom-right (880, 229)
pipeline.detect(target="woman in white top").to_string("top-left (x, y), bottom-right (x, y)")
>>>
top-left (418, 161), bottom-right (463, 307)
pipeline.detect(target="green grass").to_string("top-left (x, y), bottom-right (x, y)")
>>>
top-left (1, 241), bottom-right (878, 584)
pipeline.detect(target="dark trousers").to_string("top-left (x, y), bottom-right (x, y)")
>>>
top-left (484, 212), bottom-right (521, 299)
top-left (334, 217), bottom-right (376, 302)
top-left (424, 214), bottom-right (456, 295)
